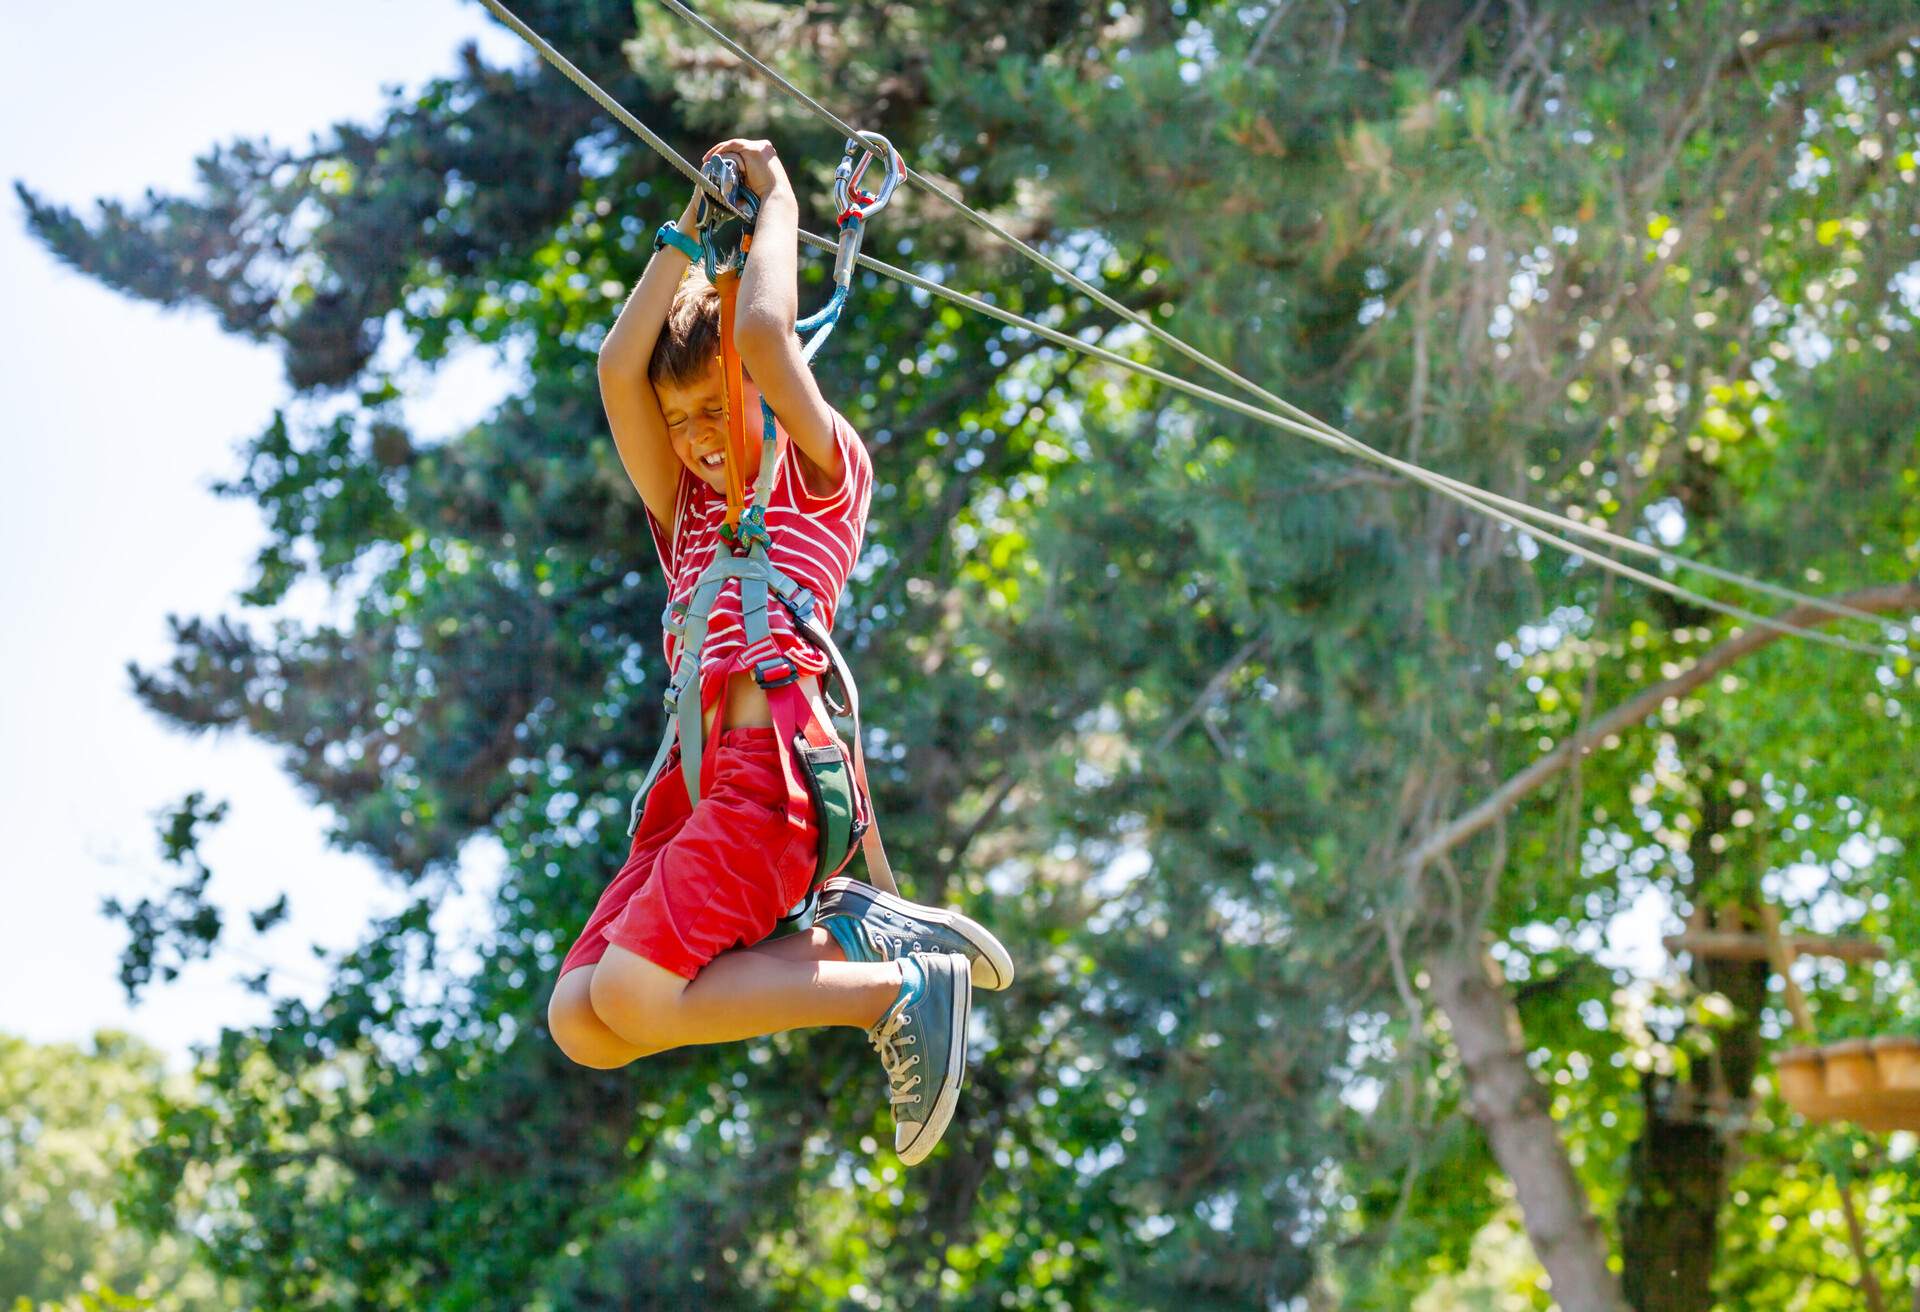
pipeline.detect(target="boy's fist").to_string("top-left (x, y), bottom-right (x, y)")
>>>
top-left (702, 138), bottom-right (787, 199)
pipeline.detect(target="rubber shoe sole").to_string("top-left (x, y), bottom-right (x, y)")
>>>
top-left (820, 877), bottom-right (1015, 990)
top-left (896, 955), bottom-right (972, 1166)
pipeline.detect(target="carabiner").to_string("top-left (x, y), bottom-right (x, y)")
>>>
top-left (833, 131), bottom-right (906, 225)
top-left (830, 131), bottom-right (906, 289)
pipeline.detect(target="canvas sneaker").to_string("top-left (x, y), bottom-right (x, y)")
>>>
top-left (817, 877), bottom-right (1015, 991)
top-left (870, 952), bottom-right (973, 1165)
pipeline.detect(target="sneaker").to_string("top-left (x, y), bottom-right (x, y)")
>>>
top-left (870, 952), bottom-right (972, 1165)
top-left (817, 877), bottom-right (1015, 991)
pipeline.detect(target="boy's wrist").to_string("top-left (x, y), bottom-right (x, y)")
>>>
top-left (653, 221), bottom-right (702, 262)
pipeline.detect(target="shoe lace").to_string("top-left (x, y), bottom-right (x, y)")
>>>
top-left (869, 1009), bottom-right (922, 1108)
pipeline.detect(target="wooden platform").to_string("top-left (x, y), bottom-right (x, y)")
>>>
top-left (1776, 1038), bottom-right (1920, 1133)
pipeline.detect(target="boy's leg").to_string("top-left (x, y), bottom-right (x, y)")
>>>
top-left (548, 964), bottom-right (650, 1069)
top-left (592, 931), bottom-right (978, 1165)
top-left (740, 925), bottom-right (848, 963)
top-left (588, 937), bottom-right (900, 1054)
top-left (551, 933), bottom-right (844, 1068)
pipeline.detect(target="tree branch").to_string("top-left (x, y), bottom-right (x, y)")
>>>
top-left (1154, 630), bottom-right (1274, 752)
top-left (1406, 581), bottom-right (1920, 874)
top-left (1720, 15), bottom-right (1882, 79)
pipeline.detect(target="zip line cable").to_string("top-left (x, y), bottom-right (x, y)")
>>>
top-left (651, 0), bottom-right (1916, 651)
top-left (476, 0), bottom-right (1898, 657)
top-left (471, 0), bottom-right (1913, 659)
top-left (826, 256), bottom-right (1902, 656)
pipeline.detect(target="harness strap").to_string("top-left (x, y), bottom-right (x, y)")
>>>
top-left (667, 567), bottom-right (734, 804)
top-left (784, 607), bottom-right (899, 896)
top-left (713, 267), bottom-right (752, 534)
top-left (630, 549), bottom-right (817, 826)
top-left (625, 547), bottom-right (900, 897)
top-left (764, 679), bottom-right (837, 847)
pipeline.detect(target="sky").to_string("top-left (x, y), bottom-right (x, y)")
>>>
top-left (0, 0), bottom-right (528, 1070)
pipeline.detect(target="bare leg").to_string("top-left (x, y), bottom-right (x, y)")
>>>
top-left (548, 964), bottom-right (650, 1069)
top-left (553, 931), bottom-right (851, 1067)
top-left (740, 925), bottom-right (848, 963)
top-left (589, 937), bottom-right (901, 1055)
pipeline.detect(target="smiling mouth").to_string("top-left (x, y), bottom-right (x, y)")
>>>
top-left (700, 453), bottom-right (724, 469)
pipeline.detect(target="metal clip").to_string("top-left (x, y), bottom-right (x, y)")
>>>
top-left (830, 132), bottom-right (905, 288)
top-left (696, 154), bottom-right (761, 278)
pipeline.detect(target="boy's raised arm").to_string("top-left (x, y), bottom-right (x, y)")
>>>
top-left (598, 189), bottom-right (702, 529)
top-left (711, 138), bottom-right (842, 491)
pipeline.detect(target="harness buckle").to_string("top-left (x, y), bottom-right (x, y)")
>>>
top-left (662, 598), bottom-right (690, 636)
top-left (782, 586), bottom-right (817, 625)
top-left (752, 656), bottom-right (801, 690)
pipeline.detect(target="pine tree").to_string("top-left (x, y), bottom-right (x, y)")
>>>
top-left (21, 1), bottom-right (1919, 1306)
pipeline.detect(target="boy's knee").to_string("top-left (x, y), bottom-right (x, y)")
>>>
top-left (551, 1026), bottom-right (634, 1070)
top-left (548, 966), bottom-right (645, 1069)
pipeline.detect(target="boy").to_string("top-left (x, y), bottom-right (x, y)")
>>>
top-left (547, 137), bottom-right (1013, 1165)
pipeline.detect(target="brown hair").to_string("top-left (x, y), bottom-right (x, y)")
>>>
top-left (649, 267), bottom-right (722, 390)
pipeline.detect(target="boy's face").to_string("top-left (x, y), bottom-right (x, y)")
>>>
top-left (657, 365), bottom-right (765, 493)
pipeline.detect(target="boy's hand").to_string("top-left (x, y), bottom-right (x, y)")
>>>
top-left (702, 138), bottom-right (789, 201)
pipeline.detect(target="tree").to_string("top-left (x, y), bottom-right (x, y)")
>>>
top-left (0, 1032), bottom-right (234, 1311)
top-left (19, 1), bottom-right (1919, 1307)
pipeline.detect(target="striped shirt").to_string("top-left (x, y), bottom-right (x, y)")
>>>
top-left (647, 410), bottom-right (874, 694)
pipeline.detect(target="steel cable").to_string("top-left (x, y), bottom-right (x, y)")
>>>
top-left (650, 0), bottom-right (1914, 653)
top-left (472, 0), bottom-right (1913, 659)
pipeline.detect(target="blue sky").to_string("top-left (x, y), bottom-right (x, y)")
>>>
top-left (1, 1), bottom-right (528, 1068)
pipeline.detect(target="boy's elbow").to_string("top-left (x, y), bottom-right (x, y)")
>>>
top-left (597, 346), bottom-right (644, 386)
top-left (733, 309), bottom-right (792, 365)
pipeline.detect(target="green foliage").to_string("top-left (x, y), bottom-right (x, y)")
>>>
top-left (0, 1033), bottom-right (236, 1310)
top-left (23, 0), bottom-right (1920, 1307)
top-left (98, 795), bottom-right (227, 999)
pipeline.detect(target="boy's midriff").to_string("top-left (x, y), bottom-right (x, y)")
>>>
top-left (703, 670), bottom-right (831, 738)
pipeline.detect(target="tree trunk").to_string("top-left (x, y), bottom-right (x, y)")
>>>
top-left (1617, 1077), bottom-right (1732, 1310)
top-left (1429, 941), bottom-right (1629, 1312)
top-left (1618, 767), bottom-right (1767, 1311)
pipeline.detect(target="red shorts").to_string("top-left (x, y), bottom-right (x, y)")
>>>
top-left (560, 727), bottom-right (819, 979)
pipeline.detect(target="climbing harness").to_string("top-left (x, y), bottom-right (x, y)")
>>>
top-left (626, 133), bottom-right (908, 929)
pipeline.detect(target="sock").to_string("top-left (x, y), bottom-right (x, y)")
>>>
top-left (880, 955), bottom-right (925, 1027)
top-left (820, 913), bottom-right (870, 964)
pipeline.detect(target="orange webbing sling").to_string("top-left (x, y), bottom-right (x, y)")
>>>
top-left (712, 258), bottom-right (753, 538)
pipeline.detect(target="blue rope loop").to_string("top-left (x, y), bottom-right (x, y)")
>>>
top-left (796, 283), bottom-right (848, 336)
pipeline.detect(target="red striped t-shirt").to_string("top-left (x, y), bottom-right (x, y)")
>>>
top-left (647, 410), bottom-right (874, 696)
